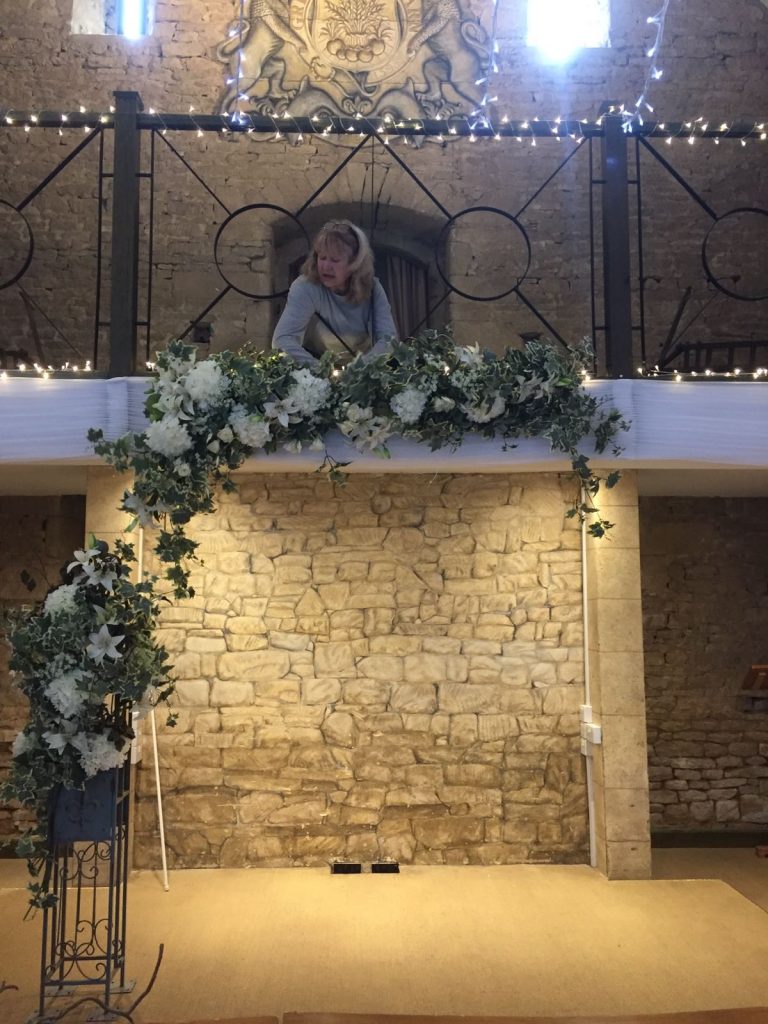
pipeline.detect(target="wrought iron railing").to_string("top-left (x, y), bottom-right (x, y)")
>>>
top-left (1, 91), bottom-right (766, 378)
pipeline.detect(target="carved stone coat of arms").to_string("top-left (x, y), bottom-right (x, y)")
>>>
top-left (215, 0), bottom-right (489, 122)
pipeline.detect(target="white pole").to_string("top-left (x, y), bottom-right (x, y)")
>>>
top-left (138, 527), bottom-right (170, 891)
top-left (581, 490), bottom-right (597, 869)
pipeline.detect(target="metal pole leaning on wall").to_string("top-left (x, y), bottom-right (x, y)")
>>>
top-left (108, 90), bottom-right (143, 377)
top-left (600, 115), bottom-right (634, 379)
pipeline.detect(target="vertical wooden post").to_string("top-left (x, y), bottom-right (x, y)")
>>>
top-left (108, 91), bottom-right (143, 377)
top-left (600, 115), bottom-right (634, 378)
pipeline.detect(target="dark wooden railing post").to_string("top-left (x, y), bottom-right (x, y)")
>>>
top-left (108, 90), bottom-right (143, 377)
top-left (600, 114), bottom-right (634, 378)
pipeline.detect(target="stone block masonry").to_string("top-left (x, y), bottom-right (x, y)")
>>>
top-left (641, 497), bottom-right (768, 832)
top-left (134, 472), bottom-right (589, 869)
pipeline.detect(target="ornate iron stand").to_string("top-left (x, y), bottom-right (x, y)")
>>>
top-left (38, 753), bottom-right (134, 1018)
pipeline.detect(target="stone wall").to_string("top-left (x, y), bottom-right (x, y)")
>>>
top-left (0, 0), bottom-right (766, 370)
top-left (641, 497), bottom-right (768, 832)
top-left (0, 495), bottom-right (86, 850)
top-left (134, 472), bottom-right (589, 869)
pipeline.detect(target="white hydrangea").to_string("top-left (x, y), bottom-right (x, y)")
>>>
top-left (184, 359), bottom-right (227, 407)
top-left (46, 670), bottom-right (87, 719)
top-left (70, 732), bottom-right (128, 778)
top-left (289, 369), bottom-right (331, 417)
top-left (229, 405), bottom-right (271, 449)
top-left (145, 415), bottom-right (193, 458)
top-left (462, 395), bottom-right (506, 423)
top-left (43, 583), bottom-right (79, 618)
top-left (390, 387), bottom-right (427, 424)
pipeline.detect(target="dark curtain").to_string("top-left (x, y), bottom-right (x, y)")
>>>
top-left (375, 249), bottom-right (430, 340)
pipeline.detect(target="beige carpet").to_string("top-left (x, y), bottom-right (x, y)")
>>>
top-left (652, 848), bottom-right (768, 914)
top-left (1, 858), bottom-right (768, 1023)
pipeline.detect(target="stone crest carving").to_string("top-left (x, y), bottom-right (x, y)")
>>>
top-left (215, 0), bottom-right (489, 121)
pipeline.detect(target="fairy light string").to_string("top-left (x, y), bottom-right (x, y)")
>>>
top-left (624, 0), bottom-right (672, 130)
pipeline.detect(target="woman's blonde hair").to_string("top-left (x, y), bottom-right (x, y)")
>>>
top-left (301, 219), bottom-right (375, 304)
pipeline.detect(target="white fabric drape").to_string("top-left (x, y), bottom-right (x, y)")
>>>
top-left (1, 377), bottom-right (767, 470)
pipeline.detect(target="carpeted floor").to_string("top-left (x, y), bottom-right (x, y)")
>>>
top-left (0, 853), bottom-right (767, 1024)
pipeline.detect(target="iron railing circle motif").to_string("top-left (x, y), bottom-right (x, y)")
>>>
top-left (214, 203), bottom-right (310, 299)
top-left (702, 207), bottom-right (768, 302)
top-left (435, 206), bottom-right (532, 302)
top-left (0, 199), bottom-right (34, 290)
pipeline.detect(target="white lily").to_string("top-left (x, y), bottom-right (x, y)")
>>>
top-left (67, 547), bottom-right (101, 574)
top-left (87, 624), bottom-right (125, 664)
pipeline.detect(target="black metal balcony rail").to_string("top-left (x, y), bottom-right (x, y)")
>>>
top-left (2, 108), bottom-right (765, 140)
top-left (1, 91), bottom-right (766, 380)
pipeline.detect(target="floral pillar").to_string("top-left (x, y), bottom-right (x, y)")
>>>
top-left (585, 471), bottom-right (651, 879)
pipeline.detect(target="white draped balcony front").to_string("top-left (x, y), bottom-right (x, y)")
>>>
top-left (1, 377), bottom-right (767, 487)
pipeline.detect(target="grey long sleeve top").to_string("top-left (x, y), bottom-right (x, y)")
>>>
top-left (272, 276), bottom-right (398, 365)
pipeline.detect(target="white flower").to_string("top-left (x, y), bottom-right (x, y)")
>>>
top-left (217, 425), bottom-right (234, 444)
top-left (229, 405), bottom-right (271, 449)
top-left (145, 415), bottom-right (193, 458)
top-left (309, 437), bottom-right (325, 452)
top-left (123, 492), bottom-right (159, 529)
top-left (339, 404), bottom-right (394, 453)
top-left (462, 395), bottom-right (506, 423)
top-left (46, 670), bottom-right (87, 719)
top-left (154, 379), bottom-right (189, 417)
top-left (283, 439), bottom-right (303, 454)
top-left (390, 387), bottom-right (427, 425)
top-left (156, 349), bottom-right (195, 382)
top-left (173, 459), bottom-right (192, 479)
top-left (432, 396), bottom-right (456, 412)
top-left (12, 730), bottom-right (35, 757)
top-left (263, 398), bottom-right (295, 428)
top-left (458, 344), bottom-right (484, 367)
top-left (67, 547), bottom-right (101, 574)
top-left (81, 561), bottom-right (118, 592)
top-left (184, 360), bottom-right (227, 407)
top-left (87, 624), bottom-right (125, 665)
top-left (339, 403), bottom-right (373, 425)
top-left (43, 583), bottom-right (79, 618)
top-left (43, 729), bottom-right (71, 753)
top-left (70, 732), bottom-right (128, 778)
top-left (289, 369), bottom-right (331, 417)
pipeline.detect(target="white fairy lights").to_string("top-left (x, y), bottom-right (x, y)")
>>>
top-left (625, 0), bottom-right (672, 129)
top-left (1, 103), bottom-right (766, 148)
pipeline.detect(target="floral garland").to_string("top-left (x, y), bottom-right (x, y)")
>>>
top-left (89, 330), bottom-right (628, 600)
top-left (1, 540), bottom-right (174, 907)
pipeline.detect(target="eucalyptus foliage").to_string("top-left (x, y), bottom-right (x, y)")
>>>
top-left (90, 331), bottom-right (627, 600)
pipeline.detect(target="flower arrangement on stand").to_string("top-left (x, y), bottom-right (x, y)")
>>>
top-left (89, 330), bottom-right (628, 600)
top-left (1, 540), bottom-right (175, 907)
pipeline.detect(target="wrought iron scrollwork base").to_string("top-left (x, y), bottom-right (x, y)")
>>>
top-left (39, 760), bottom-right (132, 1018)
